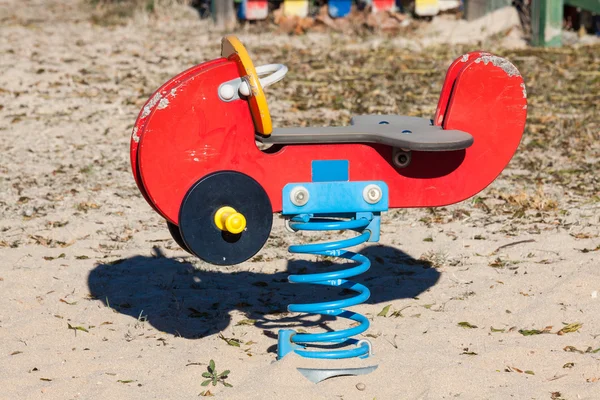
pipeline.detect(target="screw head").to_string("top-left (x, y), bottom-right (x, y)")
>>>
top-left (219, 84), bottom-right (235, 100)
top-left (239, 81), bottom-right (251, 97)
top-left (290, 186), bottom-right (309, 207)
top-left (393, 149), bottom-right (412, 168)
top-left (363, 184), bottom-right (382, 204)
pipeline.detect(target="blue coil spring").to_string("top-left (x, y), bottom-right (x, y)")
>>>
top-left (282, 213), bottom-right (373, 359)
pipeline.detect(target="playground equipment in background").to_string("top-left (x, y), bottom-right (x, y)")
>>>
top-left (328, 0), bottom-right (354, 17)
top-left (238, 0), bottom-right (269, 20)
top-left (130, 35), bottom-right (526, 381)
top-left (372, 0), bottom-right (397, 12)
top-left (228, 0), bottom-right (600, 45)
top-left (530, 0), bottom-right (600, 46)
top-left (415, 0), bottom-right (441, 16)
top-left (283, 0), bottom-right (310, 17)
top-left (233, 0), bottom-right (405, 20)
top-left (232, 0), bottom-right (465, 21)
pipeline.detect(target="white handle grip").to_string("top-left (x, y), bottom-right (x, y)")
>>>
top-left (238, 63), bottom-right (288, 97)
top-left (256, 64), bottom-right (288, 88)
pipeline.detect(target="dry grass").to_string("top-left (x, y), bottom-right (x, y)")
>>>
top-left (87, 0), bottom-right (194, 25)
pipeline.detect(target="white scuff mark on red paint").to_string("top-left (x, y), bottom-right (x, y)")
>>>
top-left (461, 54), bottom-right (469, 62)
top-left (140, 88), bottom-right (178, 118)
top-left (520, 83), bottom-right (527, 98)
top-left (186, 146), bottom-right (218, 163)
top-left (199, 144), bottom-right (218, 159)
top-left (157, 98), bottom-right (169, 110)
top-left (523, 105), bottom-right (527, 109)
top-left (141, 92), bottom-right (163, 118)
top-left (131, 126), bottom-right (140, 143)
top-left (474, 55), bottom-right (520, 77)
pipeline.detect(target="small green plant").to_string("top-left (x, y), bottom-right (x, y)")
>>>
top-left (201, 360), bottom-right (232, 388)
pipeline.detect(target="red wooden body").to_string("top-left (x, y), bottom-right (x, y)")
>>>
top-left (131, 53), bottom-right (526, 225)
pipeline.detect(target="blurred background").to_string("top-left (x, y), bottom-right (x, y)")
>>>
top-left (81, 0), bottom-right (600, 46)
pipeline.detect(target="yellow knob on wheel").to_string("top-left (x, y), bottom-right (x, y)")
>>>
top-left (225, 213), bottom-right (246, 234)
top-left (214, 206), bottom-right (247, 234)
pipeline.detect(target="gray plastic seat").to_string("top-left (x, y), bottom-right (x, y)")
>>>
top-left (258, 115), bottom-right (473, 152)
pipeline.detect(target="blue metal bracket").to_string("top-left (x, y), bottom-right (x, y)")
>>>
top-left (311, 160), bottom-right (349, 182)
top-left (282, 181), bottom-right (389, 215)
top-left (278, 329), bottom-right (301, 359)
top-left (282, 181), bottom-right (387, 243)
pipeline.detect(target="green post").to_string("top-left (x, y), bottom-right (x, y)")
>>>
top-left (564, 0), bottom-right (600, 14)
top-left (531, 0), bottom-right (564, 47)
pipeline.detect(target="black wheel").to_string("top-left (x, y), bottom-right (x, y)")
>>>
top-left (178, 171), bottom-right (273, 266)
top-left (166, 221), bottom-right (192, 254)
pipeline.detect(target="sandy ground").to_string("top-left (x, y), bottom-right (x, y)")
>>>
top-left (1, 1), bottom-right (599, 399)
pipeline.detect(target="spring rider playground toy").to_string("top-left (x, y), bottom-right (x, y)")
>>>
top-left (130, 36), bottom-right (527, 382)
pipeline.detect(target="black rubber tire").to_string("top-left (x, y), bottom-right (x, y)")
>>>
top-left (166, 221), bottom-right (192, 254)
top-left (178, 171), bottom-right (273, 266)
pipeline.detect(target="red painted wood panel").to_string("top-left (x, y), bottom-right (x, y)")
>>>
top-left (132, 53), bottom-right (526, 225)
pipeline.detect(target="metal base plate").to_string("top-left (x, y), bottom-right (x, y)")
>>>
top-left (297, 365), bottom-right (379, 384)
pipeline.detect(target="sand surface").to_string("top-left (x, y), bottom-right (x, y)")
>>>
top-left (1, 1), bottom-right (599, 399)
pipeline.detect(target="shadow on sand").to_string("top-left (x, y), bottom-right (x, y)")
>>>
top-left (88, 244), bottom-right (440, 346)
